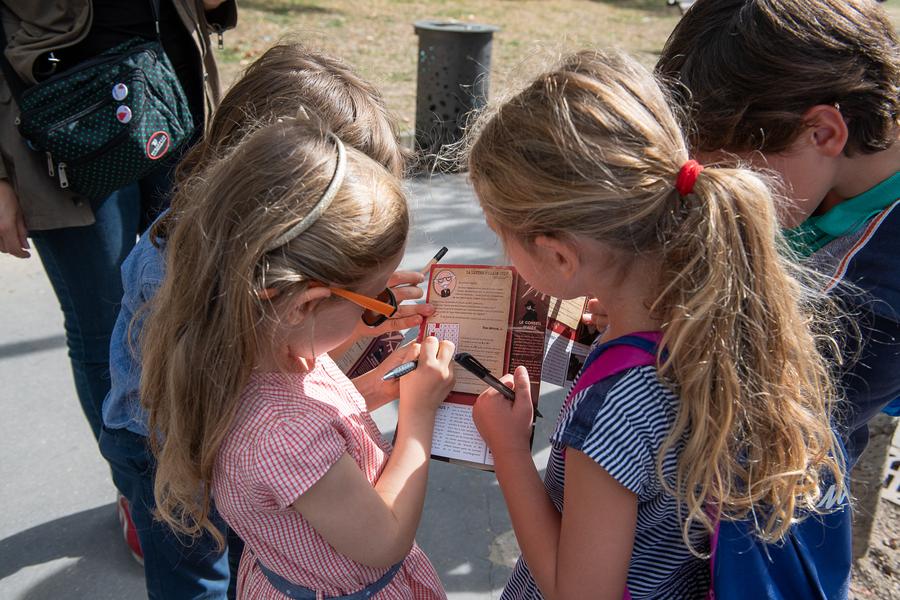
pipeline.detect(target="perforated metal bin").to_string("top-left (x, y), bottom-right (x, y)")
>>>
top-left (413, 21), bottom-right (499, 171)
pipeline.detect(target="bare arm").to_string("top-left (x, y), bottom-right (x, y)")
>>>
top-left (474, 367), bottom-right (637, 600)
top-left (293, 337), bottom-right (454, 568)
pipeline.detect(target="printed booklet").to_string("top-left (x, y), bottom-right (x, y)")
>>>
top-left (542, 296), bottom-right (600, 388)
top-left (420, 264), bottom-right (550, 470)
top-left (334, 332), bottom-right (405, 378)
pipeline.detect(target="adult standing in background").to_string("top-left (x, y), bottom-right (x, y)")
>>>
top-left (0, 1), bottom-right (238, 597)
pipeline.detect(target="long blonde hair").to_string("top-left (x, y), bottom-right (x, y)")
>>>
top-left (151, 41), bottom-right (407, 242)
top-left (140, 118), bottom-right (408, 547)
top-left (467, 50), bottom-right (843, 546)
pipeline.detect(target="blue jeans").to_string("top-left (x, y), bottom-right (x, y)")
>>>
top-left (100, 425), bottom-right (244, 600)
top-left (30, 181), bottom-right (166, 440)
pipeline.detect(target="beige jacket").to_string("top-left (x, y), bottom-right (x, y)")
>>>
top-left (0, 0), bottom-right (237, 230)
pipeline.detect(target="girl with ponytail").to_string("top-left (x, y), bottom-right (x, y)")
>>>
top-left (466, 49), bottom-right (844, 599)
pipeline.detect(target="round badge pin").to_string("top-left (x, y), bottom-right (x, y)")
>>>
top-left (112, 83), bottom-right (128, 101)
top-left (146, 131), bottom-right (171, 160)
top-left (116, 105), bottom-right (133, 124)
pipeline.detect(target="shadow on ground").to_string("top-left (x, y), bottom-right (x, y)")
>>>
top-left (0, 503), bottom-right (144, 600)
top-left (240, 0), bottom-right (337, 16)
top-left (409, 384), bottom-right (566, 596)
top-left (588, 0), bottom-right (678, 13)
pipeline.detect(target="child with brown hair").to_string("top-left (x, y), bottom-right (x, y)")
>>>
top-left (99, 43), bottom-right (434, 598)
top-left (655, 0), bottom-right (900, 466)
top-left (143, 115), bottom-right (453, 598)
top-left (466, 49), bottom-right (844, 599)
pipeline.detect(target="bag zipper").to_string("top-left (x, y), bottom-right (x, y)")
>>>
top-left (46, 152), bottom-right (55, 177)
top-left (66, 125), bottom-right (132, 167)
top-left (45, 98), bottom-right (110, 135)
top-left (211, 23), bottom-right (225, 49)
top-left (42, 69), bottom-right (146, 157)
top-left (58, 162), bottom-right (68, 188)
top-left (42, 68), bottom-right (145, 134)
top-left (21, 41), bottom-right (158, 98)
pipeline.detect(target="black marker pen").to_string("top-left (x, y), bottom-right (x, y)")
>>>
top-left (453, 352), bottom-right (543, 418)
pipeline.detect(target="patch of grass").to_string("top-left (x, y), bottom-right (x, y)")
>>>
top-left (221, 0), bottom-right (898, 131)
top-left (216, 45), bottom-right (242, 64)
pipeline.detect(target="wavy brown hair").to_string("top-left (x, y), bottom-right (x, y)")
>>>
top-left (467, 50), bottom-right (844, 548)
top-left (656, 0), bottom-right (900, 155)
top-left (150, 41), bottom-right (407, 243)
top-left (140, 118), bottom-right (408, 547)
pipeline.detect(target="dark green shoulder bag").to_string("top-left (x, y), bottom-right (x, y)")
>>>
top-left (1, 1), bottom-right (194, 201)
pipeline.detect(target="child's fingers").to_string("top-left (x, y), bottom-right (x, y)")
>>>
top-left (393, 285), bottom-right (426, 303)
top-left (583, 297), bottom-right (608, 328)
top-left (436, 339), bottom-right (455, 363)
top-left (387, 270), bottom-right (425, 288)
top-left (514, 365), bottom-right (530, 388)
top-left (392, 303), bottom-right (434, 319)
top-left (396, 341), bottom-right (421, 362)
top-left (419, 335), bottom-right (440, 362)
top-left (512, 366), bottom-right (532, 417)
top-left (371, 314), bottom-right (423, 335)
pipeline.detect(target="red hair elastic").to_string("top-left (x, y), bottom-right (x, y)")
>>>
top-left (675, 159), bottom-right (704, 196)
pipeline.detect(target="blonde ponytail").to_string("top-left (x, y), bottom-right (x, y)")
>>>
top-left (654, 166), bottom-right (843, 544)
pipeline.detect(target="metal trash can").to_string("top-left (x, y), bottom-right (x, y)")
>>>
top-left (413, 20), bottom-right (499, 170)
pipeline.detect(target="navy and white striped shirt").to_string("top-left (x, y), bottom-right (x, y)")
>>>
top-left (501, 366), bottom-right (710, 599)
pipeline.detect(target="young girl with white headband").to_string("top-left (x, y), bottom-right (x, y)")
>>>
top-left (140, 116), bottom-right (454, 599)
top-left (466, 50), bottom-right (844, 599)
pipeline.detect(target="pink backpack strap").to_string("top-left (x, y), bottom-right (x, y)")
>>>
top-left (566, 332), bottom-right (662, 406)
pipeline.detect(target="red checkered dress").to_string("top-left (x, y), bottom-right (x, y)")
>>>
top-left (212, 356), bottom-right (446, 599)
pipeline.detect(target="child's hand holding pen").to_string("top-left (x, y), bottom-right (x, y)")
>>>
top-left (399, 336), bottom-right (456, 416)
top-left (383, 352), bottom-right (542, 418)
top-left (362, 341), bottom-right (422, 410)
top-left (472, 366), bottom-right (536, 454)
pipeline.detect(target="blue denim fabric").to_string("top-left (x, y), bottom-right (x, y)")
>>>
top-left (101, 211), bottom-right (168, 436)
top-left (257, 557), bottom-right (403, 599)
top-left (99, 425), bottom-right (243, 600)
top-left (30, 182), bottom-right (161, 440)
top-left (101, 208), bottom-right (242, 598)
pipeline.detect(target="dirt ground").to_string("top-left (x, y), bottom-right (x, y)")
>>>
top-left (215, 2), bottom-right (900, 597)
top-left (850, 415), bottom-right (900, 600)
top-left (218, 1), bottom-right (900, 132)
top-left (216, 0), bottom-right (684, 131)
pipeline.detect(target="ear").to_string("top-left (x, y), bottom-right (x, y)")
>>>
top-left (801, 105), bottom-right (848, 158)
top-left (283, 286), bottom-right (332, 327)
top-left (533, 234), bottom-right (581, 279)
